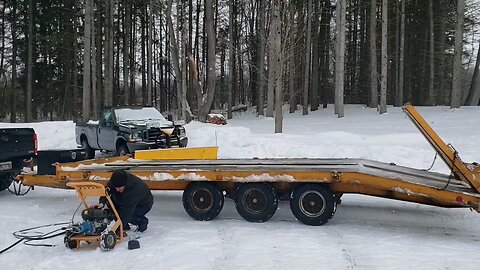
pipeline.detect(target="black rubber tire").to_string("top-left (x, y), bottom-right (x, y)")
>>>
top-left (64, 235), bottom-right (78, 249)
top-left (290, 184), bottom-right (337, 226)
top-left (179, 138), bottom-right (188, 148)
top-left (182, 182), bottom-right (224, 221)
top-left (100, 231), bottom-right (117, 251)
top-left (81, 139), bottom-right (95, 159)
top-left (116, 144), bottom-right (130, 156)
top-left (234, 183), bottom-right (278, 223)
top-left (0, 173), bottom-right (13, 191)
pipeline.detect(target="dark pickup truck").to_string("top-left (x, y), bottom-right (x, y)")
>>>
top-left (0, 128), bottom-right (37, 191)
top-left (76, 106), bottom-right (188, 159)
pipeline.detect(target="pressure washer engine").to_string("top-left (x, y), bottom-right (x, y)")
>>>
top-left (64, 208), bottom-right (119, 250)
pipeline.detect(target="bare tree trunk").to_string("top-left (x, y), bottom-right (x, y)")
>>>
top-left (198, 0), bottom-right (217, 122)
top-left (82, 0), bottom-right (93, 122)
top-left (95, 7), bottom-right (103, 114)
top-left (123, 1), bottom-right (131, 105)
top-left (266, 5), bottom-right (276, 118)
top-left (427, 0), bottom-right (434, 105)
top-left (227, 0), bottom-right (234, 119)
top-left (319, 2), bottom-right (332, 108)
top-left (451, 0), bottom-right (465, 109)
top-left (335, 0), bottom-right (345, 118)
top-left (147, 0), bottom-right (153, 106)
top-left (257, 0), bottom-right (266, 116)
top-left (379, 0), bottom-right (387, 114)
top-left (369, 0), bottom-right (378, 108)
top-left (10, 0), bottom-right (17, 122)
top-left (310, 1), bottom-right (320, 111)
top-left (26, 0), bottom-right (33, 122)
top-left (180, 0), bottom-right (189, 119)
top-left (437, 1), bottom-right (448, 105)
top-left (266, 55), bottom-right (275, 117)
top-left (72, 2), bottom-right (79, 121)
top-left (91, 4), bottom-right (98, 119)
top-left (0, 3), bottom-right (5, 118)
top-left (273, 0), bottom-right (283, 133)
top-left (303, 0), bottom-right (312, 115)
top-left (398, 0), bottom-right (405, 106)
top-left (288, 5), bottom-right (296, 114)
top-left (166, 0), bottom-right (184, 118)
top-left (394, 0), bottom-right (399, 107)
top-left (104, 0), bottom-right (114, 107)
top-left (141, 5), bottom-right (147, 104)
top-left (465, 41), bottom-right (480, 105)
top-left (130, 7), bottom-right (137, 104)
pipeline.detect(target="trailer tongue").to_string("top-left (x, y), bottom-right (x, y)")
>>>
top-left (15, 105), bottom-right (480, 226)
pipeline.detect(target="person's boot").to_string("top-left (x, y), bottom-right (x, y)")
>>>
top-left (136, 217), bottom-right (148, 232)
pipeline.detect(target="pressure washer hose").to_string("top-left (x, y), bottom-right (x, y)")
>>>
top-left (0, 222), bottom-right (71, 254)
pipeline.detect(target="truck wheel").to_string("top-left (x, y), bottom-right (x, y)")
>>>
top-left (290, 184), bottom-right (337, 226)
top-left (182, 182), bottom-right (224, 221)
top-left (100, 231), bottom-right (117, 251)
top-left (81, 139), bottom-right (95, 159)
top-left (234, 183), bottom-right (278, 223)
top-left (0, 173), bottom-right (13, 191)
top-left (116, 144), bottom-right (129, 156)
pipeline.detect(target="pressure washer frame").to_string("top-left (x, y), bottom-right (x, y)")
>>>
top-left (65, 182), bottom-right (123, 249)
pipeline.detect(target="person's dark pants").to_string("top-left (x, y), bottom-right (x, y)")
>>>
top-left (129, 204), bottom-right (152, 228)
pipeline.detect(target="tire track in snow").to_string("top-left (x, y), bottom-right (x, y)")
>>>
top-left (212, 220), bottom-right (236, 269)
top-left (335, 230), bottom-right (358, 269)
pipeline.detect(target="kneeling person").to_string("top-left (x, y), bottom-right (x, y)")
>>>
top-left (98, 170), bottom-right (153, 232)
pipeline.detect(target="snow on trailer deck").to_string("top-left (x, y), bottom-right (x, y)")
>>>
top-left (23, 156), bottom-right (478, 214)
top-left (96, 158), bottom-right (477, 193)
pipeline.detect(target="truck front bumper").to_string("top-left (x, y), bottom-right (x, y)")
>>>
top-left (127, 136), bottom-right (188, 153)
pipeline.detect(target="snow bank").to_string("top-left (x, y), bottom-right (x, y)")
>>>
top-left (0, 121), bottom-right (77, 150)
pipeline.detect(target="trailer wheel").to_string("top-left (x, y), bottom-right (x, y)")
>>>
top-left (182, 182), bottom-right (224, 221)
top-left (235, 183), bottom-right (278, 223)
top-left (290, 184), bottom-right (336, 226)
top-left (100, 231), bottom-right (117, 251)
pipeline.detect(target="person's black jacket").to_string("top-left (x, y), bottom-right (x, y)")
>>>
top-left (100, 172), bottom-right (153, 224)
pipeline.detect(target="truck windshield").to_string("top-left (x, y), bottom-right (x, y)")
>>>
top-left (114, 107), bottom-right (167, 123)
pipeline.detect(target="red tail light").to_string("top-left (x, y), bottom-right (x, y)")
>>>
top-left (33, 133), bottom-right (38, 156)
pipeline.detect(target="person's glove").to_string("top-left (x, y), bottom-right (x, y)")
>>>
top-left (88, 203), bottom-right (104, 209)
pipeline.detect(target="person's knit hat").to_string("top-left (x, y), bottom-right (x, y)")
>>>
top-left (110, 170), bottom-right (128, 187)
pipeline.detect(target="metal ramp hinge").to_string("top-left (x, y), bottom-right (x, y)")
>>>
top-left (332, 171), bottom-right (341, 182)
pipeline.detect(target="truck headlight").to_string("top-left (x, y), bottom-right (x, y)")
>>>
top-left (129, 132), bottom-right (142, 142)
top-left (179, 127), bottom-right (186, 136)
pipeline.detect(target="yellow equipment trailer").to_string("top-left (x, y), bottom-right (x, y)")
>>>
top-left (15, 105), bottom-right (480, 226)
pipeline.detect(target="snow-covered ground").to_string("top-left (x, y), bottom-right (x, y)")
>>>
top-left (1, 105), bottom-right (480, 269)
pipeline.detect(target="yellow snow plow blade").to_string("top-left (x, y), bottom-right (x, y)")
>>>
top-left (134, 146), bottom-right (218, 160)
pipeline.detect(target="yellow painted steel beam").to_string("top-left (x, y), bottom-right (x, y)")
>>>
top-left (18, 167), bottom-right (480, 211)
top-left (134, 146), bottom-right (218, 160)
top-left (403, 104), bottom-right (480, 193)
top-left (331, 173), bottom-right (480, 210)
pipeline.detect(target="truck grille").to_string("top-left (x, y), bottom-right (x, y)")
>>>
top-left (144, 128), bottom-right (163, 141)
